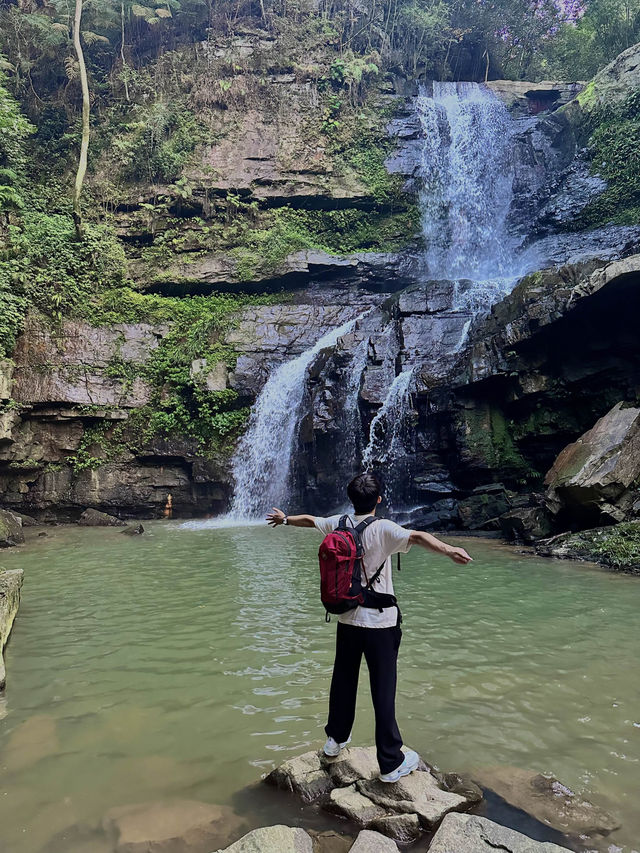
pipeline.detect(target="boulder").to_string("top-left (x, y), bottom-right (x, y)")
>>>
top-left (0, 568), bottom-right (24, 689)
top-left (78, 508), bottom-right (127, 527)
top-left (472, 767), bottom-right (619, 837)
top-left (0, 508), bottom-right (24, 547)
top-left (499, 506), bottom-right (554, 543)
top-left (324, 746), bottom-right (380, 786)
top-left (544, 402), bottom-right (640, 525)
top-left (326, 785), bottom-right (386, 826)
top-left (103, 799), bottom-right (243, 853)
top-left (349, 829), bottom-right (399, 852)
top-left (357, 771), bottom-right (469, 828)
top-left (428, 813), bottom-right (571, 852)
top-left (216, 825), bottom-right (313, 853)
top-left (122, 524), bottom-right (145, 536)
top-left (264, 750), bottom-right (334, 802)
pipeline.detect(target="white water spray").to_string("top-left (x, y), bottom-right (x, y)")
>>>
top-left (362, 370), bottom-right (414, 470)
top-left (417, 82), bottom-right (521, 308)
top-left (227, 317), bottom-right (358, 520)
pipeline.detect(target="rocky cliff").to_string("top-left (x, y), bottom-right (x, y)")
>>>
top-left (0, 33), bottom-right (639, 530)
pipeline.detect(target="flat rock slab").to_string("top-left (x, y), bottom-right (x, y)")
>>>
top-left (216, 825), bottom-right (313, 852)
top-left (357, 771), bottom-right (469, 827)
top-left (265, 750), bottom-right (334, 802)
top-left (79, 508), bottom-right (126, 527)
top-left (428, 813), bottom-right (571, 852)
top-left (349, 829), bottom-right (399, 851)
top-left (327, 785), bottom-right (387, 826)
top-left (368, 813), bottom-right (422, 844)
top-left (473, 766), bottom-right (620, 837)
top-left (103, 799), bottom-right (243, 853)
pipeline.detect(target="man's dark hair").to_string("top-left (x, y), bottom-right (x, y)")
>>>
top-left (347, 472), bottom-right (382, 514)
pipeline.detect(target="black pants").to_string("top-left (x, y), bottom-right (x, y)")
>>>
top-left (325, 621), bottom-right (404, 774)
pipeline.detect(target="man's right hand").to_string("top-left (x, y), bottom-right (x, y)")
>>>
top-left (266, 507), bottom-right (286, 527)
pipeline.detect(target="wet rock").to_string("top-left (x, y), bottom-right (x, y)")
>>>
top-left (472, 767), bottom-right (619, 837)
top-left (357, 771), bottom-right (469, 828)
top-left (428, 812), bottom-right (571, 852)
top-left (309, 829), bottom-right (353, 853)
top-left (323, 746), bottom-right (380, 786)
top-left (122, 524), bottom-right (144, 536)
top-left (326, 784), bottom-right (386, 826)
top-left (458, 485), bottom-right (511, 530)
top-left (78, 508), bottom-right (127, 527)
top-left (265, 750), bottom-right (334, 803)
top-left (367, 813), bottom-right (421, 844)
top-left (216, 824), bottom-right (313, 853)
top-left (11, 511), bottom-right (38, 527)
top-left (4, 713), bottom-right (58, 770)
top-left (500, 506), bottom-right (555, 543)
top-left (0, 508), bottom-right (24, 547)
top-left (349, 829), bottom-right (399, 851)
top-left (544, 402), bottom-right (640, 526)
top-left (536, 522), bottom-right (640, 573)
top-left (0, 568), bottom-right (24, 689)
top-left (103, 799), bottom-right (243, 853)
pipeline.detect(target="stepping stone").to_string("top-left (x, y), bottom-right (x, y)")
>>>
top-left (428, 813), bottom-right (572, 852)
top-left (325, 785), bottom-right (386, 826)
top-left (349, 828), bottom-right (399, 851)
top-left (357, 771), bottom-right (469, 828)
top-left (265, 750), bottom-right (334, 802)
top-left (368, 813), bottom-right (422, 843)
top-left (323, 746), bottom-right (380, 786)
top-left (216, 825), bottom-right (313, 852)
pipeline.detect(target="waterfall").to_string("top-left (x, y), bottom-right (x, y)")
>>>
top-left (417, 82), bottom-right (520, 309)
top-left (227, 317), bottom-right (358, 520)
top-left (362, 370), bottom-right (414, 469)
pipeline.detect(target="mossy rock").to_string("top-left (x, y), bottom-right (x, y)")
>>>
top-left (537, 522), bottom-right (640, 574)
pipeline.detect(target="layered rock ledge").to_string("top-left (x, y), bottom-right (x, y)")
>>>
top-left (0, 567), bottom-right (24, 689)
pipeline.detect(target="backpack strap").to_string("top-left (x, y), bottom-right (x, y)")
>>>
top-left (338, 515), bottom-right (350, 530)
top-left (354, 515), bottom-right (379, 534)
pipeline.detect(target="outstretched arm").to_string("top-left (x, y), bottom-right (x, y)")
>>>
top-left (409, 530), bottom-right (473, 565)
top-left (266, 507), bottom-right (316, 528)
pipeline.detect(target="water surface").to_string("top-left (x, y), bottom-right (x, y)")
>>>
top-left (0, 523), bottom-right (639, 852)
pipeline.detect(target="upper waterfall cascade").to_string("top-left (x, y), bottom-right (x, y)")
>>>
top-left (417, 81), bottom-right (522, 310)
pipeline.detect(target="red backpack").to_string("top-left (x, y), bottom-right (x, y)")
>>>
top-left (318, 515), bottom-right (398, 621)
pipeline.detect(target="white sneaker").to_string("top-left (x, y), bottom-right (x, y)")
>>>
top-left (379, 749), bottom-right (420, 783)
top-left (323, 735), bottom-right (352, 757)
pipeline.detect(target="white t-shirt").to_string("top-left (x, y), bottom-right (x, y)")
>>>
top-left (314, 513), bottom-right (412, 629)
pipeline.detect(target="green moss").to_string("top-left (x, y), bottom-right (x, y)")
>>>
top-left (574, 91), bottom-right (640, 228)
top-left (463, 405), bottom-right (539, 481)
top-left (554, 522), bottom-right (640, 573)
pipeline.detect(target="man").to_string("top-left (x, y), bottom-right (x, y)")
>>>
top-left (266, 472), bottom-right (473, 783)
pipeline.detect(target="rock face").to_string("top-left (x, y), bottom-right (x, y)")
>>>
top-left (265, 747), bottom-right (476, 845)
top-left (216, 824), bottom-right (313, 853)
top-left (487, 80), bottom-right (584, 116)
top-left (473, 767), bottom-right (619, 838)
top-left (544, 402), bottom-right (640, 526)
top-left (428, 813), bottom-right (571, 852)
top-left (0, 568), bottom-right (24, 689)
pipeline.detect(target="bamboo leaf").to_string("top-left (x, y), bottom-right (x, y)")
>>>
top-left (155, 7), bottom-right (172, 17)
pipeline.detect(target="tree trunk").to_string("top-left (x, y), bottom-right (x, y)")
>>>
top-left (121, 1), bottom-right (130, 102)
top-left (72, 0), bottom-right (90, 240)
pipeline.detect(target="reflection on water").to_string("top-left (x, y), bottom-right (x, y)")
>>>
top-left (0, 524), bottom-right (639, 852)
